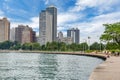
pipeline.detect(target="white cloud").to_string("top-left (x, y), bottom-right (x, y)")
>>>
top-left (58, 13), bottom-right (84, 26)
top-left (63, 11), bottom-right (120, 43)
top-left (11, 16), bottom-right (39, 29)
top-left (56, 0), bottom-right (120, 43)
top-left (69, 0), bottom-right (119, 13)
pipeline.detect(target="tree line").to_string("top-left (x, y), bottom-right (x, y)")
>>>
top-left (0, 40), bottom-right (106, 51)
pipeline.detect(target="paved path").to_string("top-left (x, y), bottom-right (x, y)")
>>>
top-left (89, 56), bottom-right (120, 80)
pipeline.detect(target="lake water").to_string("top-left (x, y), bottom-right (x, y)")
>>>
top-left (0, 53), bottom-right (104, 80)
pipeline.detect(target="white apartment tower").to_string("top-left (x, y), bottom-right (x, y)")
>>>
top-left (39, 6), bottom-right (57, 45)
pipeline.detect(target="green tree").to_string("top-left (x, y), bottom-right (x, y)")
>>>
top-left (46, 42), bottom-right (52, 50)
top-left (79, 42), bottom-right (88, 51)
top-left (59, 42), bottom-right (67, 51)
top-left (106, 42), bottom-right (120, 50)
top-left (69, 43), bottom-right (80, 51)
top-left (22, 43), bottom-right (32, 50)
top-left (12, 41), bottom-right (21, 50)
top-left (0, 41), bottom-right (14, 49)
top-left (41, 45), bottom-right (46, 50)
top-left (32, 43), bottom-right (41, 50)
top-left (90, 42), bottom-right (104, 50)
top-left (100, 22), bottom-right (120, 46)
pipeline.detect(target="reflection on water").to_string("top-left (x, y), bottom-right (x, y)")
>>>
top-left (0, 53), bottom-right (104, 80)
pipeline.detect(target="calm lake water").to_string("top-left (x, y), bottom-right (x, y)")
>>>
top-left (0, 53), bottom-right (104, 80)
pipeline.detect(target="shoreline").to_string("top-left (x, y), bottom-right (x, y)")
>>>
top-left (0, 50), bottom-right (107, 60)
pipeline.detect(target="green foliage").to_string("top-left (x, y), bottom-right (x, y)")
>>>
top-left (90, 42), bottom-right (104, 50)
top-left (106, 42), bottom-right (120, 50)
top-left (0, 41), bottom-right (14, 49)
top-left (59, 42), bottom-right (67, 51)
top-left (22, 43), bottom-right (32, 50)
top-left (32, 43), bottom-right (41, 50)
top-left (100, 22), bottom-right (120, 46)
top-left (11, 41), bottom-right (21, 50)
top-left (79, 42), bottom-right (88, 51)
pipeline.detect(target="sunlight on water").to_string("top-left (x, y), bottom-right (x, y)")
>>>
top-left (0, 53), bottom-right (104, 80)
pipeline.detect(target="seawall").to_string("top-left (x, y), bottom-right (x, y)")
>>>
top-left (0, 50), bottom-right (106, 60)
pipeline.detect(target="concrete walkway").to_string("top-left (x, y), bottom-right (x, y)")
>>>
top-left (89, 56), bottom-right (120, 80)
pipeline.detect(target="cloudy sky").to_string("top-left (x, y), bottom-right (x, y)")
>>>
top-left (0, 0), bottom-right (120, 43)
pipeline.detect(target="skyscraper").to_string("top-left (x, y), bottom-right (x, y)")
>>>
top-left (0, 17), bottom-right (10, 42)
top-left (67, 28), bottom-right (80, 44)
top-left (39, 6), bottom-right (57, 45)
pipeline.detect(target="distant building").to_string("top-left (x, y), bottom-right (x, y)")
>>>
top-left (58, 31), bottom-right (63, 39)
top-left (57, 31), bottom-right (73, 44)
top-left (39, 6), bottom-right (57, 45)
top-left (15, 25), bottom-right (36, 44)
top-left (0, 17), bottom-right (10, 42)
top-left (67, 28), bottom-right (80, 44)
top-left (10, 28), bottom-right (15, 42)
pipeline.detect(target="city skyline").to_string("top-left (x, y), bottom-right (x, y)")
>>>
top-left (0, 0), bottom-right (120, 43)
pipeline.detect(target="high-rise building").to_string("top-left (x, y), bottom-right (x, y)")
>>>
top-left (15, 25), bottom-right (36, 44)
top-left (67, 28), bottom-right (80, 44)
top-left (0, 17), bottom-right (10, 42)
top-left (15, 25), bottom-right (26, 43)
top-left (39, 6), bottom-right (57, 45)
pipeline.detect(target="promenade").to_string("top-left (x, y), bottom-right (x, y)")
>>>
top-left (89, 56), bottom-right (120, 80)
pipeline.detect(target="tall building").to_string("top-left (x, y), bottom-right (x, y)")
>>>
top-left (67, 28), bottom-right (80, 44)
top-left (15, 25), bottom-right (26, 43)
top-left (15, 25), bottom-right (36, 44)
top-left (39, 6), bottom-right (57, 45)
top-left (0, 17), bottom-right (10, 42)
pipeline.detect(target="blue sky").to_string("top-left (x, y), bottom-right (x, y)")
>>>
top-left (0, 0), bottom-right (120, 43)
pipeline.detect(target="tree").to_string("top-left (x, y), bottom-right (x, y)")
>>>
top-left (0, 41), bottom-right (14, 49)
top-left (100, 22), bottom-right (120, 46)
top-left (90, 42), bottom-right (104, 50)
top-left (32, 43), bottom-right (41, 50)
top-left (106, 42), bottom-right (120, 50)
top-left (22, 43), bottom-right (32, 50)
top-left (12, 41), bottom-right (21, 50)
top-left (59, 42), bottom-right (67, 51)
top-left (80, 42), bottom-right (88, 51)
